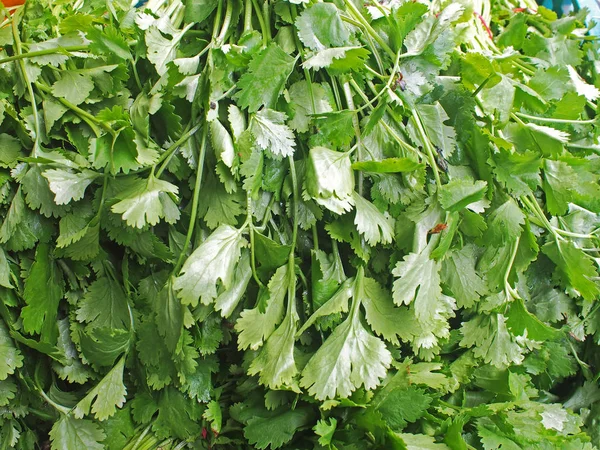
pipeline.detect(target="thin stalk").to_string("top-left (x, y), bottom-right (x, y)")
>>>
top-left (173, 126), bottom-right (208, 274)
top-left (471, 74), bottom-right (493, 97)
top-left (244, 0), bottom-right (253, 32)
top-left (412, 110), bottom-right (441, 187)
top-left (0, 45), bottom-right (88, 65)
top-left (13, 13), bottom-right (41, 155)
top-left (342, 80), bottom-right (363, 195)
top-left (216, 0), bottom-right (233, 44)
top-left (289, 156), bottom-right (299, 250)
top-left (515, 111), bottom-right (597, 125)
top-left (155, 123), bottom-right (202, 177)
top-left (247, 194), bottom-right (266, 288)
top-left (35, 82), bottom-right (109, 135)
top-left (251, 0), bottom-right (268, 47)
top-left (343, 0), bottom-right (395, 59)
top-left (521, 195), bottom-right (561, 241)
top-left (262, 0), bottom-right (272, 42)
top-left (127, 425), bottom-right (152, 450)
top-left (503, 236), bottom-right (520, 302)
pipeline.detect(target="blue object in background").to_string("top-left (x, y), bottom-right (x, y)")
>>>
top-left (577, 0), bottom-right (600, 35)
top-left (540, 0), bottom-right (600, 35)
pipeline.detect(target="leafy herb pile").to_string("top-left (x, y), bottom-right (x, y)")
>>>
top-left (1, 0), bottom-right (600, 448)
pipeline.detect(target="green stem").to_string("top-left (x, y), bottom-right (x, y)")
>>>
top-left (12, 12), bottom-right (41, 155)
top-left (216, 0), bottom-right (233, 44)
top-left (127, 425), bottom-right (152, 450)
top-left (155, 123), bottom-right (202, 177)
top-left (0, 45), bottom-right (88, 65)
top-left (471, 74), bottom-right (493, 97)
top-left (288, 156), bottom-right (299, 251)
top-left (503, 236), bottom-right (520, 301)
top-left (342, 80), bottom-right (363, 195)
top-left (412, 110), bottom-right (441, 187)
top-left (35, 82), bottom-right (109, 135)
top-left (173, 125), bottom-right (208, 274)
top-left (244, 0), bottom-right (253, 32)
top-left (251, 0), bottom-right (268, 47)
top-left (515, 111), bottom-right (596, 125)
top-left (262, 0), bottom-right (272, 42)
top-left (343, 0), bottom-right (395, 59)
top-left (247, 194), bottom-right (266, 289)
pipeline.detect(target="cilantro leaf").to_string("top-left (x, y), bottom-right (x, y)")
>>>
top-left (250, 109), bottom-right (296, 158)
top-left (236, 44), bottom-right (296, 112)
top-left (306, 146), bottom-right (354, 214)
top-left (74, 357), bottom-right (127, 421)
top-left (353, 193), bottom-right (394, 245)
top-left (295, 3), bottom-right (349, 51)
top-left (460, 313), bottom-right (525, 368)
top-left (43, 169), bottom-right (99, 205)
top-left (0, 323), bottom-right (23, 381)
top-left (175, 225), bottom-right (247, 307)
top-left (300, 270), bottom-right (392, 400)
top-left (111, 176), bottom-right (180, 229)
top-left (236, 264), bottom-right (289, 350)
top-left (50, 416), bottom-right (105, 450)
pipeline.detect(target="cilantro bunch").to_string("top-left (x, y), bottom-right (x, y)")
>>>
top-left (1, 0), bottom-right (600, 448)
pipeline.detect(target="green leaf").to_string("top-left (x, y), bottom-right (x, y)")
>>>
top-left (244, 408), bottom-right (313, 450)
top-left (43, 169), bottom-right (98, 205)
top-left (362, 277), bottom-right (414, 345)
top-left (250, 109), bottom-right (296, 158)
top-left (312, 110), bottom-right (355, 148)
top-left (76, 276), bottom-right (130, 331)
top-left (376, 386), bottom-right (432, 430)
top-left (111, 176), bottom-right (180, 229)
top-left (74, 357), bottom-right (127, 421)
top-left (0, 247), bottom-right (14, 289)
top-left (203, 400), bottom-right (222, 433)
top-left (441, 245), bottom-right (488, 309)
top-left (0, 323), bottom-right (23, 381)
top-left (353, 193), bottom-right (394, 246)
top-left (492, 149), bottom-right (541, 196)
top-left (254, 232), bottom-right (291, 271)
top-left (306, 147), bottom-right (354, 214)
top-left (145, 24), bottom-right (194, 76)
top-left (236, 264), bottom-right (289, 350)
top-left (215, 251), bottom-right (252, 318)
top-left (298, 277), bottom-right (353, 336)
top-left (155, 278), bottom-right (183, 352)
top-left (542, 240), bottom-right (600, 301)
top-left (50, 416), bottom-right (105, 450)
top-left (300, 281), bottom-right (392, 399)
top-left (51, 71), bottom-right (94, 106)
top-left (352, 157), bottom-right (422, 173)
top-left (314, 418), bottom-right (337, 447)
top-left (303, 46), bottom-right (369, 71)
top-left (439, 179), bottom-right (487, 212)
top-left (248, 299), bottom-right (299, 390)
top-left (392, 244), bottom-right (443, 324)
top-left (236, 43), bottom-right (296, 112)
top-left (175, 225), bottom-right (247, 307)
top-left (460, 313), bottom-right (524, 368)
top-left (184, 0), bottom-right (218, 23)
top-left (210, 119), bottom-right (235, 168)
top-left (79, 327), bottom-right (131, 368)
top-left (505, 298), bottom-right (560, 341)
top-left (287, 81), bottom-right (333, 133)
top-left (543, 158), bottom-right (600, 216)
top-left (295, 3), bottom-right (349, 51)
top-left (21, 244), bottom-right (63, 340)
